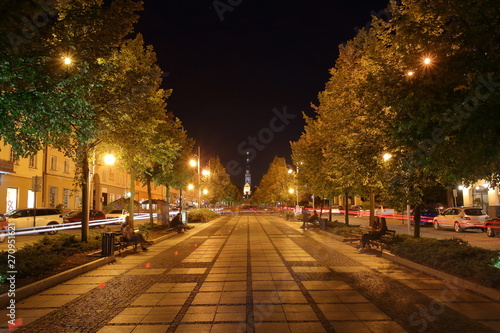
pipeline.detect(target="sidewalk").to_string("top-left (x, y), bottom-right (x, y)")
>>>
top-left (1, 214), bottom-right (499, 332)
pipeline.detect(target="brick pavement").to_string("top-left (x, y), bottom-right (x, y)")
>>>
top-left (1, 214), bottom-right (500, 332)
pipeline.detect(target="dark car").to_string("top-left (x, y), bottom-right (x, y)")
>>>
top-left (63, 210), bottom-right (106, 228)
top-left (485, 217), bottom-right (500, 237)
top-left (411, 207), bottom-right (440, 226)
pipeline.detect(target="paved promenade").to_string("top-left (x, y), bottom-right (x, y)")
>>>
top-left (2, 214), bottom-right (500, 332)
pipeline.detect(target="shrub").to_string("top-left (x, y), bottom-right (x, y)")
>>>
top-left (326, 221), bottom-right (363, 237)
top-left (0, 233), bottom-right (101, 280)
top-left (188, 209), bottom-right (219, 222)
top-left (389, 236), bottom-right (500, 288)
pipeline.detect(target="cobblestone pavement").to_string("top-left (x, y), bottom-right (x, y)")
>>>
top-left (2, 214), bottom-right (500, 332)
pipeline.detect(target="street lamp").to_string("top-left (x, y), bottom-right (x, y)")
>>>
top-left (104, 154), bottom-right (116, 165)
top-left (189, 146), bottom-right (203, 208)
top-left (63, 57), bottom-right (72, 65)
top-left (288, 165), bottom-right (299, 208)
top-left (187, 184), bottom-right (195, 204)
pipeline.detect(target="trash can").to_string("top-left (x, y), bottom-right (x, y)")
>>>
top-left (101, 232), bottom-right (115, 257)
top-left (320, 219), bottom-right (327, 231)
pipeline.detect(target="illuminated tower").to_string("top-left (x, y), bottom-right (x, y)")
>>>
top-left (243, 152), bottom-right (251, 198)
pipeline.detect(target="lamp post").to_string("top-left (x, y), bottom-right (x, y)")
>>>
top-left (288, 166), bottom-right (299, 209)
top-left (189, 146), bottom-right (204, 208)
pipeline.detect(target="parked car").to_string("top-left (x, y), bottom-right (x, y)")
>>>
top-left (331, 206), bottom-right (344, 215)
top-left (411, 207), bottom-right (441, 226)
top-left (4, 208), bottom-right (62, 234)
top-left (348, 205), bottom-right (363, 216)
top-left (63, 210), bottom-right (106, 228)
top-left (0, 214), bottom-right (9, 242)
top-left (105, 209), bottom-right (129, 224)
top-left (375, 206), bottom-right (395, 217)
top-left (485, 217), bottom-right (500, 237)
top-left (432, 207), bottom-right (489, 232)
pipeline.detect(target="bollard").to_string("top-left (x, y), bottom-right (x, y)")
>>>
top-left (101, 232), bottom-right (115, 257)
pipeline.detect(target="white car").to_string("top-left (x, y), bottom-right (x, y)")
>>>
top-left (4, 208), bottom-right (62, 234)
top-left (105, 209), bottom-right (129, 224)
top-left (433, 207), bottom-right (489, 233)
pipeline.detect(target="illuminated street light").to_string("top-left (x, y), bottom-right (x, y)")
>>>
top-left (423, 57), bottom-right (431, 65)
top-left (187, 184), bottom-right (194, 190)
top-left (202, 169), bottom-right (210, 177)
top-left (104, 154), bottom-right (115, 165)
top-left (62, 56), bottom-right (72, 65)
top-left (383, 153), bottom-right (392, 161)
top-left (407, 71), bottom-right (415, 76)
top-left (289, 188), bottom-right (295, 194)
top-left (203, 189), bottom-right (208, 195)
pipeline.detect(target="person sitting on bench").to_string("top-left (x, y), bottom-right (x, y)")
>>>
top-left (170, 213), bottom-right (187, 233)
top-left (357, 217), bottom-right (387, 253)
top-left (121, 217), bottom-right (149, 251)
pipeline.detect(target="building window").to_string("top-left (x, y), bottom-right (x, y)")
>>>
top-left (103, 170), bottom-right (107, 182)
top-left (9, 149), bottom-right (19, 165)
top-left (27, 190), bottom-right (35, 208)
top-left (6, 188), bottom-right (18, 211)
top-left (49, 187), bottom-right (57, 208)
top-left (64, 159), bottom-right (70, 173)
top-left (109, 168), bottom-right (114, 180)
top-left (63, 189), bottom-right (70, 209)
top-left (29, 154), bottom-right (37, 169)
top-left (50, 156), bottom-right (57, 171)
top-left (75, 195), bottom-right (82, 209)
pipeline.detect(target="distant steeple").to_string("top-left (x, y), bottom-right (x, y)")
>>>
top-left (243, 151), bottom-right (251, 198)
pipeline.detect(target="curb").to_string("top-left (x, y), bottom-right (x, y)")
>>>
top-left (0, 255), bottom-right (116, 308)
top-left (317, 229), bottom-right (500, 302)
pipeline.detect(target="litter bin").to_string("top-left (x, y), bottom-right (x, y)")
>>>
top-left (320, 219), bottom-right (327, 231)
top-left (101, 232), bottom-right (115, 257)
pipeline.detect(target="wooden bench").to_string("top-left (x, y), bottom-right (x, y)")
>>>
top-left (113, 232), bottom-right (138, 256)
top-left (368, 229), bottom-right (396, 254)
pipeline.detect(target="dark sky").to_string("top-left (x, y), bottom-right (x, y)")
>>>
top-left (135, 0), bottom-right (389, 189)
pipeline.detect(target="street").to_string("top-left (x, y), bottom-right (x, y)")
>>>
top-left (2, 213), bottom-right (499, 332)
top-left (332, 215), bottom-right (500, 251)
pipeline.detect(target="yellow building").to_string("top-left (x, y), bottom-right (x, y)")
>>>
top-left (0, 143), bottom-right (178, 214)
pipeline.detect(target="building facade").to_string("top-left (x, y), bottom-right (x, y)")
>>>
top-left (0, 143), bottom-right (178, 214)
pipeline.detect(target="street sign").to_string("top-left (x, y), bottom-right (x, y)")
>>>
top-left (32, 176), bottom-right (42, 192)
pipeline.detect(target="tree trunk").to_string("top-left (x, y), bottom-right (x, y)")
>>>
top-left (81, 149), bottom-right (90, 243)
top-left (344, 192), bottom-right (349, 225)
top-left (369, 188), bottom-right (375, 228)
top-left (146, 176), bottom-right (154, 225)
top-left (166, 185), bottom-right (171, 224)
top-left (129, 173), bottom-right (135, 228)
top-left (328, 198), bottom-right (333, 222)
top-left (413, 203), bottom-right (421, 238)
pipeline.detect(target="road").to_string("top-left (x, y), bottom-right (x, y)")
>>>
top-left (3, 213), bottom-right (499, 332)
top-left (330, 214), bottom-right (500, 251)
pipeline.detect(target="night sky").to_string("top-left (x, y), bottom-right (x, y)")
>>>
top-left (136, 0), bottom-right (389, 189)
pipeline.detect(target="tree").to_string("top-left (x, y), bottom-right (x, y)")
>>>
top-left (253, 157), bottom-right (295, 206)
top-left (0, 0), bottom-right (143, 241)
top-left (367, 0), bottom-right (500, 235)
top-left (204, 156), bottom-right (240, 207)
top-left (98, 35), bottom-right (179, 227)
